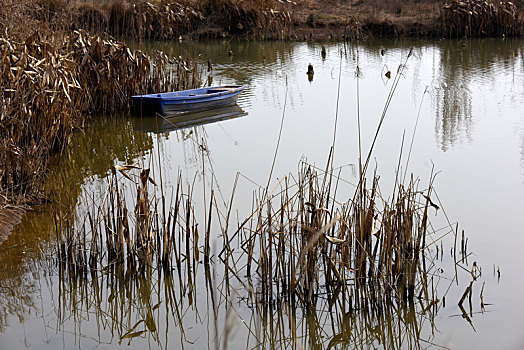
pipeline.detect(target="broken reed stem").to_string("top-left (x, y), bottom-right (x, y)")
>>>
top-left (458, 280), bottom-right (474, 306)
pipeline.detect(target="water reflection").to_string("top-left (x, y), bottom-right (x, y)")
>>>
top-left (0, 116), bottom-right (153, 333)
top-left (2, 39), bottom-right (524, 349)
top-left (137, 40), bottom-right (296, 86)
top-left (434, 39), bottom-right (524, 151)
top-left (132, 104), bottom-right (248, 133)
top-left (50, 259), bottom-right (445, 349)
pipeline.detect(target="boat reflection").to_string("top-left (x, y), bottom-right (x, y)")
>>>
top-left (133, 104), bottom-right (248, 134)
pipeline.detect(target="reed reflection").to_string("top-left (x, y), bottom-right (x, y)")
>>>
top-left (54, 254), bottom-right (444, 349)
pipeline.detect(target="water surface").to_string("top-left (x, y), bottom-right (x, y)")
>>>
top-left (1, 39), bottom-right (524, 349)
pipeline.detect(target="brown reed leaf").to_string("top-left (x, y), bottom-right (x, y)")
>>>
top-left (325, 235), bottom-right (345, 244)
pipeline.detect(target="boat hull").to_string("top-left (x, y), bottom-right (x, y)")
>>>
top-left (132, 85), bottom-right (246, 116)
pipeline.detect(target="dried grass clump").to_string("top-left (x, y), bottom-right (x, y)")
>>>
top-left (441, 0), bottom-right (522, 37)
top-left (0, 29), bottom-right (200, 201)
top-left (3, 0), bottom-right (294, 41)
top-left (236, 162), bottom-right (440, 307)
top-left (69, 30), bottom-right (199, 111)
top-left (202, 0), bottom-right (293, 36)
top-left (0, 0), bottom-right (41, 40)
top-left (106, 0), bottom-right (204, 39)
top-left (77, 3), bottom-right (109, 34)
top-left (56, 159), bottom-right (444, 313)
top-left (0, 33), bottom-right (84, 197)
top-left (56, 165), bottom-right (195, 273)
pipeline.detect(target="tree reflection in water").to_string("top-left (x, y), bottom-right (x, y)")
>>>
top-left (434, 39), bottom-right (524, 151)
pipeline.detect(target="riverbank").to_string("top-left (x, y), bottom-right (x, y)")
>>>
top-left (24, 0), bottom-right (524, 40)
top-left (291, 0), bottom-right (442, 39)
top-left (0, 208), bottom-right (24, 246)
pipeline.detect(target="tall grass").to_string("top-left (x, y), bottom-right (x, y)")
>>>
top-left (56, 159), bottom-right (453, 310)
top-left (24, 0), bottom-right (293, 40)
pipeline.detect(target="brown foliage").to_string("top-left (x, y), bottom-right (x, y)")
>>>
top-left (0, 29), bottom-right (199, 200)
top-left (441, 0), bottom-right (522, 37)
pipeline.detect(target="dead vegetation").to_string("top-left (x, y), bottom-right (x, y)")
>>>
top-left (23, 0), bottom-right (294, 40)
top-left (441, 0), bottom-right (522, 37)
top-left (52, 164), bottom-right (452, 347)
top-left (0, 26), bottom-right (199, 204)
top-left (55, 154), bottom-right (465, 348)
top-left (5, 0), bottom-right (524, 43)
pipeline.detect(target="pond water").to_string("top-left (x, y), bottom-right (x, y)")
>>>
top-left (1, 39), bottom-right (524, 349)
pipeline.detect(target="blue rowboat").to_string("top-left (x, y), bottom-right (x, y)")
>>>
top-left (132, 85), bottom-right (246, 116)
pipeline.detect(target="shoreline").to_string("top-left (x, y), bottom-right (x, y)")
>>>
top-left (32, 0), bottom-right (523, 41)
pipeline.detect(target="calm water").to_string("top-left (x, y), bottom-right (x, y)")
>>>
top-left (1, 39), bottom-right (524, 349)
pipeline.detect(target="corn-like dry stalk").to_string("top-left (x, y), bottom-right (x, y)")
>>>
top-left (441, 0), bottom-right (521, 37)
top-left (0, 29), bottom-right (199, 201)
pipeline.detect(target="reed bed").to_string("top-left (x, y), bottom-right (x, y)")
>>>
top-left (57, 165), bottom-right (192, 274)
top-left (54, 157), bottom-right (460, 348)
top-left (441, 0), bottom-right (522, 37)
top-left (201, 0), bottom-right (293, 37)
top-left (106, 0), bottom-right (204, 40)
top-left (57, 158), bottom-right (451, 310)
top-left (0, 29), bottom-right (199, 201)
top-left (237, 163), bottom-right (441, 308)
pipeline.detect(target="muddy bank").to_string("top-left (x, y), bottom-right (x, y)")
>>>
top-left (281, 0), bottom-right (443, 40)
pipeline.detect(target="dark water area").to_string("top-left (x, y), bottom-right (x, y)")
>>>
top-left (1, 39), bottom-right (524, 349)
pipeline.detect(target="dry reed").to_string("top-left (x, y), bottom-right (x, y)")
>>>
top-left (0, 29), bottom-right (199, 201)
top-left (441, 0), bottom-right (522, 37)
top-left (27, 0), bottom-right (294, 40)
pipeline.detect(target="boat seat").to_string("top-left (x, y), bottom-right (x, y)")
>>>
top-left (208, 88), bottom-right (230, 93)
